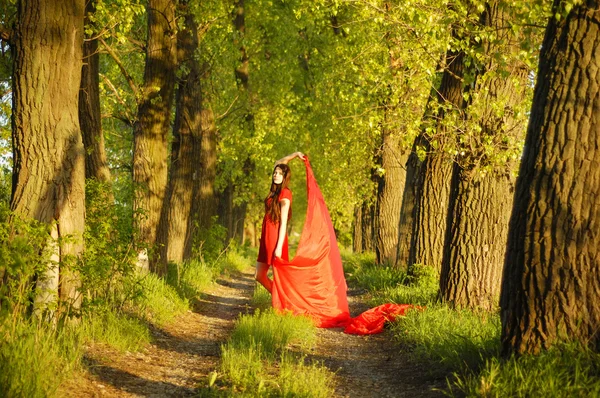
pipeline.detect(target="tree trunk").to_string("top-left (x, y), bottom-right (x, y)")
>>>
top-left (133, 0), bottom-right (177, 274)
top-left (159, 9), bottom-right (201, 265)
top-left (376, 129), bottom-right (409, 266)
top-left (352, 206), bottom-right (363, 253)
top-left (409, 47), bottom-right (465, 273)
top-left (396, 135), bottom-right (424, 269)
top-left (361, 201), bottom-right (376, 252)
top-left (440, 169), bottom-right (514, 310)
top-left (501, 0), bottom-right (600, 355)
top-left (439, 2), bottom-right (530, 311)
top-left (79, 0), bottom-right (111, 183)
top-left (11, 0), bottom-right (86, 313)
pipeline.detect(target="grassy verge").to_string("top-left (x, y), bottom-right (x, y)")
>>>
top-left (0, 320), bottom-right (82, 398)
top-left (343, 251), bottom-right (600, 397)
top-left (202, 309), bottom-right (335, 397)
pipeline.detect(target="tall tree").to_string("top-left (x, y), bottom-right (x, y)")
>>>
top-left (439, 1), bottom-right (531, 311)
top-left (10, 0), bottom-right (86, 312)
top-left (501, 0), bottom-right (600, 355)
top-left (409, 45), bottom-right (465, 273)
top-left (79, 0), bottom-right (111, 183)
top-left (133, 0), bottom-right (177, 273)
top-left (159, 3), bottom-right (217, 264)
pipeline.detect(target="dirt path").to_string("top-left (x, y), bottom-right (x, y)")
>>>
top-left (60, 270), bottom-right (256, 397)
top-left (315, 291), bottom-right (447, 398)
top-left (61, 270), bottom-right (447, 397)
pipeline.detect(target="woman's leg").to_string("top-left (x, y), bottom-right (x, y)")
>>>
top-left (255, 261), bottom-right (273, 293)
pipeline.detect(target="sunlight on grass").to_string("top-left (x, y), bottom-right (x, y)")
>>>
top-left (391, 304), bottom-right (501, 372)
top-left (0, 320), bottom-right (82, 398)
top-left (451, 343), bottom-right (600, 397)
top-left (135, 272), bottom-right (190, 326)
top-left (230, 309), bottom-right (316, 358)
top-left (210, 309), bottom-right (334, 396)
top-left (80, 310), bottom-right (151, 353)
top-left (251, 283), bottom-right (272, 311)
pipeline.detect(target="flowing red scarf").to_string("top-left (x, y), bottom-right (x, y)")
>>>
top-left (272, 158), bottom-right (416, 334)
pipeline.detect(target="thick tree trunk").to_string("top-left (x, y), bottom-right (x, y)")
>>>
top-left (79, 0), bottom-right (111, 183)
top-left (190, 99), bottom-right (217, 257)
top-left (376, 130), bottom-right (409, 266)
top-left (409, 48), bottom-right (465, 273)
top-left (133, 0), bottom-right (177, 274)
top-left (501, 0), bottom-right (600, 355)
top-left (11, 0), bottom-right (85, 313)
top-left (160, 10), bottom-right (201, 265)
top-left (439, 2), bottom-right (529, 311)
top-left (440, 169), bottom-right (514, 310)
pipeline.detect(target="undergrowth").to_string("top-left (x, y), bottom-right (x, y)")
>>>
top-left (344, 251), bottom-right (600, 397)
top-left (0, 179), bottom-right (256, 396)
top-left (202, 309), bottom-right (334, 397)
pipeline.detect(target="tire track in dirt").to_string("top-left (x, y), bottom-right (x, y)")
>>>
top-left (60, 270), bottom-right (255, 397)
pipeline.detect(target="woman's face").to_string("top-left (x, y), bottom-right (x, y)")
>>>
top-left (273, 167), bottom-right (284, 185)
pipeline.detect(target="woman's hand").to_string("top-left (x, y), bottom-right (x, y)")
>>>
top-left (275, 151), bottom-right (306, 166)
top-left (274, 246), bottom-right (283, 259)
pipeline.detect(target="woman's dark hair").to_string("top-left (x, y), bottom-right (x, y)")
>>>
top-left (265, 164), bottom-right (291, 223)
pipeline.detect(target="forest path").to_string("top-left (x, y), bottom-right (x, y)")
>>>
top-left (61, 269), bottom-right (447, 397)
top-left (318, 291), bottom-right (447, 398)
top-left (60, 270), bottom-right (256, 397)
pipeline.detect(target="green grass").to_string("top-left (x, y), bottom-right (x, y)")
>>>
top-left (251, 283), bottom-right (272, 311)
top-left (208, 309), bottom-right (334, 397)
top-left (0, 320), bottom-right (82, 398)
top-left (391, 304), bottom-right (501, 372)
top-left (451, 343), bottom-right (600, 397)
top-left (229, 309), bottom-right (316, 358)
top-left (80, 310), bottom-right (151, 353)
top-left (134, 272), bottom-right (190, 326)
top-left (342, 252), bottom-right (600, 397)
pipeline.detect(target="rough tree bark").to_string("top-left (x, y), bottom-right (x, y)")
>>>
top-left (79, 0), bottom-right (111, 183)
top-left (158, 7), bottom-right (202, 265)
top-left (11, 0), bottom-right (86, 313)
top-left (396, 135), bottom-right (425, 268)
top-left (133, 0), bottom-right (177, 274)
top-left (501, 0), bottom-right (600, 355)
top-left (439, 2), bottom-right (529, 311)
top-left (376, 129), bottom-right (409, 266)
top-left (409, 48), bottom-right (464, 273)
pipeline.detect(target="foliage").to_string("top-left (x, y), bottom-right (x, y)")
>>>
top-left (81, 179), bottom-right (139, 312)
top-left (0, 205), bottom-right (54, 320)
top-left (192, 218), bottom-right (228, 265)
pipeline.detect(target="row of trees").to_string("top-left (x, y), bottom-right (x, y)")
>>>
top-left (0, 0), bottom-right (598, 357)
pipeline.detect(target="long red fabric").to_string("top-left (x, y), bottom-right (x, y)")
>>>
top-left (272, 158), bottom-right (416, 334)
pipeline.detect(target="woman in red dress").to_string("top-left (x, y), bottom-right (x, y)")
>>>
top-left (255, 152), bottom-right (305, 293)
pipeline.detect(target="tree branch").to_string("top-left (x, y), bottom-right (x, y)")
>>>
top-left (99, 37), bottom-right (140, 99)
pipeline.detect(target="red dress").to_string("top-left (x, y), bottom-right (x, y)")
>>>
top-left (257, 188), bottom-right (292, 265)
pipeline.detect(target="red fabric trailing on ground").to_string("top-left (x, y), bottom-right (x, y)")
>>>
top-left (272, 158), bottom-right (416, 334)
top-left (342, 303), bottom-right (416, 335)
